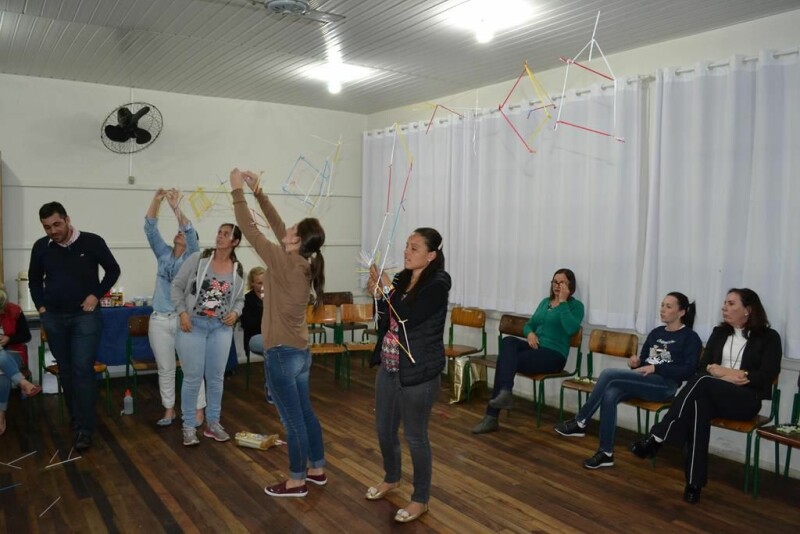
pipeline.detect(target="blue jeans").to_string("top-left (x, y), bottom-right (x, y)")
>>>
top-left (249, 335), bottom-right (273, 403)
top-left (375, 367), bottom-right (440, 503)
top-left (41, 310), bottom-right (103, 434)
top-left (0, 350), bottom-right (24, 411)
top-left (576, 368), bottom-right (677, 453)
top-left (265, 345), bottom-right (325, 480)
top-left (488, 336), bottom-right (565, 417)
top-left (176, 317), bottom-right (232, 429)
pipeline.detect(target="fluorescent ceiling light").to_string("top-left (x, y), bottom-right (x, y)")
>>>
top-left (448, 0), bottom-right (536, 43)
top-left (304, 61), bottom-right (374, 93)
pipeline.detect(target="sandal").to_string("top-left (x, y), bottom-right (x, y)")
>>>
top-left (156, 417), bottom-right (175, 427)
top-left (365, 482), bottom-right (398, 500)
top-left (395, 503), bottom-right (429, 523)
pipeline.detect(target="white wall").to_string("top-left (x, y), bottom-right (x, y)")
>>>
top-left (1, 73), bottom-right (366, 303)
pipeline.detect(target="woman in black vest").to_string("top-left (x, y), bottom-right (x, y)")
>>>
top-left (366, 228), bottom-right (451, 524)
top-left (630, 288), bottom-right (781, 504)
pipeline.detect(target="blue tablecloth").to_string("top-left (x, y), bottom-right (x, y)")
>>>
top-left (97, 306), bottom-right (154, 366)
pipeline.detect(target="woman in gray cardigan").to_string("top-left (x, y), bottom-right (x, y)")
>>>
top-left (171, 225), bottom-right (245, 446)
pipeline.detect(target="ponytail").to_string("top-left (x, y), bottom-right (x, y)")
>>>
top-left (296, 217), bottom-right (326, 309)
top-left (308, 252), bottom-right (325, 308)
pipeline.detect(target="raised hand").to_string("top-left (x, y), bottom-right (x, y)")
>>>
top-left (242, 170), bottom-right (261, 193)
top-left (229, 168), bottom-right (245, 190)
top-left (165, 188), bottom-right (182, 210)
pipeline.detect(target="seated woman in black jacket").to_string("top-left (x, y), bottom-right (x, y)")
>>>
top-left (631, 288), bottom-right (782, 504)
top-left (366, 228), bottom-right (451, 524)
top-left (241, 266), bottom-right (265, 357)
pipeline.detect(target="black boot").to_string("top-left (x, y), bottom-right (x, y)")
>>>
top-left (683, 484), bottom-right (701, 504)
top-left (630, 435), bottom-right (662, 459)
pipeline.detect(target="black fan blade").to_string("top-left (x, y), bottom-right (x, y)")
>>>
top-left (134, 128), bottom-right (152, 145)
top-left (131, 106), bottom-right (150, 124)
top-left (105, 124), bottom-right (133, 143)
top-left (117, 107), bottom-right (133, 127)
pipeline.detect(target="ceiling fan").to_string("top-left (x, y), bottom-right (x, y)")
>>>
top-left (249, 0), bottom-right (345, 24)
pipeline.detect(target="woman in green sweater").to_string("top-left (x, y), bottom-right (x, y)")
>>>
top-left (472, 268), bottom-right (584, 434)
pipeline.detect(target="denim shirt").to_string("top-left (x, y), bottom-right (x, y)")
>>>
top-left (144, 217), bottom-right (199, 313)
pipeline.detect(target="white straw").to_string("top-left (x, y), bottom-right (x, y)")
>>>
top-left (45, 456), bottom-right (82, 469)
top-left (8, 450), bottom-right (37, 465)
top-left (39, 496), bottom-right (61, 517)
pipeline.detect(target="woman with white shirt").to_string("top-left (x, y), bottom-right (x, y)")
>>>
top-left (144, 188), bottom-right (205, 427)
top-left (630, 288), bottom-right (782, 504)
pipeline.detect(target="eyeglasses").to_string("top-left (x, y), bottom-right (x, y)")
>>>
top-left (551, 280), bottom-right (566, 286)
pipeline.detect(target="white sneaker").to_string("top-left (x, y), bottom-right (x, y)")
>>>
top-left (203, 421), bottom-right (230, 442)
top-left (183, 427), bottom-right (200, 446)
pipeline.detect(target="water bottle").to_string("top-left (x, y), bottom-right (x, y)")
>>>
top-left (122, 389), bottom-right (134, 415)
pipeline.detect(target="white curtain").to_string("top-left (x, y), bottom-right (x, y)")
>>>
top-left (363, 79), bottom-right (647, 326)
top-left (637, 51), bottom-right (800, 358)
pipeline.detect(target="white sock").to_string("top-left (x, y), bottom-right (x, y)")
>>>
top-left (653, 435), bottom-right (664, 443)
top-left (576, 419), bottom-right (586, 428)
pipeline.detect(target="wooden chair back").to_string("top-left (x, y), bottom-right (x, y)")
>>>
top-left (451, 306), bottom-right (486, 328)
top-left (588, 329), bottom-right (638, 358)
top-left (306, 304), bottom-right (338, 325)
top-left (128, 315), bottom-right (150, 337)
top-left (498, 314), bottom-right (527, 338)
top-left (322, 291), bottom-right (353, 306)
top-left (446, 306), bottom-right (487, 358)
top-left (341, 303), bottom-right (373, 324)
top-left (570, 327), bottom-right (583, 348)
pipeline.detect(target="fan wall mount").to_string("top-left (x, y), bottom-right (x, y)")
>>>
top-left (100, 102), bottom-right (163, 154)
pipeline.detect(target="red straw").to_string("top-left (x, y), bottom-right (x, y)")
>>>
top-left (556, 120), bottom-right (625, 143)
top-left (559, 57), bottom-right (614, 81)
top-left (499, 106), bottom-right (535, 153)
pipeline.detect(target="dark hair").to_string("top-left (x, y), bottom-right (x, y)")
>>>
top-left (396, 227), bottom-right (445, 302)
top-left (200, 223), bottom-right (243, 277)
top-left (719, 288), bottom-right (770, 338)
top-left (297, 218), bottom-right (326, 308)
top-left (39, 202), bottom-right (68, 220)
top-left (666, 291), bottom-right (696, 329)
top-left (549, 268), bottom-right (577, 300)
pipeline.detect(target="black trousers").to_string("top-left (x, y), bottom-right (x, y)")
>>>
top-left (649, 374), bottom-right (760, 487)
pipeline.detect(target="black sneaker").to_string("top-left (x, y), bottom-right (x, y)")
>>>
top-left (583, 451), bottom-right (614, 469)
top-left (554, 418), bottom-right (585, 437)
top-left (74, 432), bottom-right (92, 452)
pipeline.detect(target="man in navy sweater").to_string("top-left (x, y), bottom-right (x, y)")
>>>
top-left (29, 202), bottom-right (120, 451)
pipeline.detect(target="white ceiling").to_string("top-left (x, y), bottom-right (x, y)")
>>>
top-left (1, 0), bottom-right (799, 114)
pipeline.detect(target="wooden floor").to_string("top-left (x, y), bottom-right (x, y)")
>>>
top-left (2, 359), bottom-right (799, 533)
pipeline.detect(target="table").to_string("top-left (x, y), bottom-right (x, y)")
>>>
top-left (97, 306), bottom-right (154, 366)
